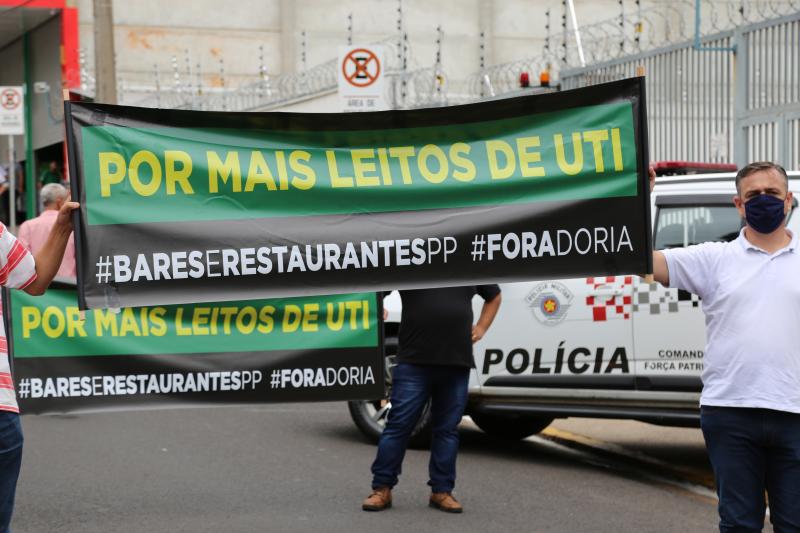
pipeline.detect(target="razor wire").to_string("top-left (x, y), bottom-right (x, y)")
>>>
top-left (466, 0), bottom-right (799, 104)
top-left (126, 35), bottom-right (405, 111)
top-left (79, 0), bottom-right (800, 111)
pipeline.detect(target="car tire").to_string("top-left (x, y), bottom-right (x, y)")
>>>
top-left (470, 412), bottom-right (554, 440)
top-left (347, 335), bottom-right (432, 448)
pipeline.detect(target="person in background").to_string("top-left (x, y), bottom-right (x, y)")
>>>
top-left (650, 162), bottom-right (799, 532)
top-left (17, 184), bottom-right (76, 279)
top-left (14, 162), bottom-right (26, 225)
top-left (38, 161), bottom-right (62, 187)
top-left (0, 197), bottom-right (79, 533)
top-left (362, 285), bottom-right (502, 514)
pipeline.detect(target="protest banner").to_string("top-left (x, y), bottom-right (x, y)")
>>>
top-left (65, 77), bottom-right (651, 310)
top-left (4, 282), bottom-right (382, 413)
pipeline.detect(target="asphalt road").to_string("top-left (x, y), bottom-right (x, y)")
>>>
top-left (12, 403), bottom-right (740, 533)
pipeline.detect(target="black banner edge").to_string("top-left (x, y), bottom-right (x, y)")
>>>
top-left (64, 100), bottom-right (88, 310)
top-left (3, 287), bottom-right (13, 382)
top-left (637, 76), bottom-right (654, 273)
top-left (65, 77), bottom-right (642, 132)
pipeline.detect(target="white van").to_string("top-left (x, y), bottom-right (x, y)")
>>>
top-left (349, 170), bottom-right (800, 444)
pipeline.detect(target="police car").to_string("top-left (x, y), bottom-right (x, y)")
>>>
top-left (348, 169), bottom-right (800, 445)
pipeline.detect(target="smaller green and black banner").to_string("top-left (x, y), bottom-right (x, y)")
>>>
top-left (66, 77), bottom-right (651, 310)
top-left (5, 283), bottom-right (382, 413)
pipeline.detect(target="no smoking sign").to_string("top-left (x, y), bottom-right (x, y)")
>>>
top-left (0, 86), bottom-right (24, 135)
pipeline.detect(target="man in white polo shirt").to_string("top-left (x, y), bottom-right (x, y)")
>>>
top-left (651, 161), bottom-right (798, 532)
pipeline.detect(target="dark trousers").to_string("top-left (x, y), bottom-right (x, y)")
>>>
top-left (371, 363), bottom-right (469, 493)
top-left (701, 406), bottom-right (800, 533)
top-left (0, 411), bottom-right (23, 533)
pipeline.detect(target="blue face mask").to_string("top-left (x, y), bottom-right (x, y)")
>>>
top-left (744, 194), bottom-right (786, 234)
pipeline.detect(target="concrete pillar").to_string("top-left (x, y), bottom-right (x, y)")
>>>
top-left (93, 0), bottom-right (117, 104)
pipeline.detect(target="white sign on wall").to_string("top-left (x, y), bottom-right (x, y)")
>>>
top-left (337, 45), bottom-right (388, 112)
top-left (0, 86), bottom-right (24, 136)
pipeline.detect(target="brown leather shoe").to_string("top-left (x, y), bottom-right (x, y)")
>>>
top-left (362, 487), bottom-right (392, 511)
top-left (429, 492), bottom-right (463, 513)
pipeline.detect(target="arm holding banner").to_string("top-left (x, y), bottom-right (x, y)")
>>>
top-left (648, 162), bottom-right (719, 301)
top-left (648, 166), bottom-right (670, 286)
top-left (652, 251), bottom-right (669, 286)
top-left (24, 201), bottom-right (79, 295)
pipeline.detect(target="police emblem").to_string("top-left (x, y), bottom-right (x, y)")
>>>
top-left (525, 281), bottom-right (573, 325)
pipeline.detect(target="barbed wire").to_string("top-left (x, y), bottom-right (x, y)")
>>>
top-left (121, 35), bottom-right (407, 111)
top-left (79, 0), bottom-right (799, 111)
top-left (467, 0), bottom-right (799, 105)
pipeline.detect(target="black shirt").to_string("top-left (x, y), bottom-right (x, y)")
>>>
top-left (393, 285), bottom-right (501, 368)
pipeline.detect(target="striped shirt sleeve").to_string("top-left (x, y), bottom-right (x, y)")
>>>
top-left (0, 223), bottom-right (37, 289)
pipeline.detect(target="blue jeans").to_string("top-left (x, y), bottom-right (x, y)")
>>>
top-left (0, 411), bottom-right (23, 533)
top-left (371, 363), bottom-right (469, 493)
top-left (701, 406), bottom-right (800, 533)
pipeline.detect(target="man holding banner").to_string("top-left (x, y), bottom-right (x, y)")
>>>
top-left (652, 162), bottom-right (800, 532)
top-left (0, 199), bottom-right (78, 533)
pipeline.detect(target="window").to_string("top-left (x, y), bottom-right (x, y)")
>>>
top-left (654, 206), bottom-right (742, 249)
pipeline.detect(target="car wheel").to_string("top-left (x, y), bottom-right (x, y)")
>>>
top-left (470, 411), bottom-right (554, 440)
top-left (347, 337), bottom-right (432, 448)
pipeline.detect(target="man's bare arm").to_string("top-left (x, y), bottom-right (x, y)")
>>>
top-left (24, 201), bottom-right (79, 295)
top-left (648, 167), bottom-right (669, 286)
top-left (653, 250), bottom-right (669, 286)
top-left (472, 293), bottom-right (501, 343)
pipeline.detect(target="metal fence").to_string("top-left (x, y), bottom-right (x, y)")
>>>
top-left (561, 35), bottom-right (736, 164)
top-left (739, 15), bottom-right (800, 169)
top-left (561, 10), bottom-right (800, 169)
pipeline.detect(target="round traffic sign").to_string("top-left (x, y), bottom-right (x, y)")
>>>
top-left (1, 88), bottom-right (22, 110)
top-left (341, 48), bottom-right (381, 88)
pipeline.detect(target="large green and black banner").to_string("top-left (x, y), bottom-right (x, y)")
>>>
top-left (65, 77), bottom-right (651, 310)
top-left (4, 283), bottom-right (382, 413)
